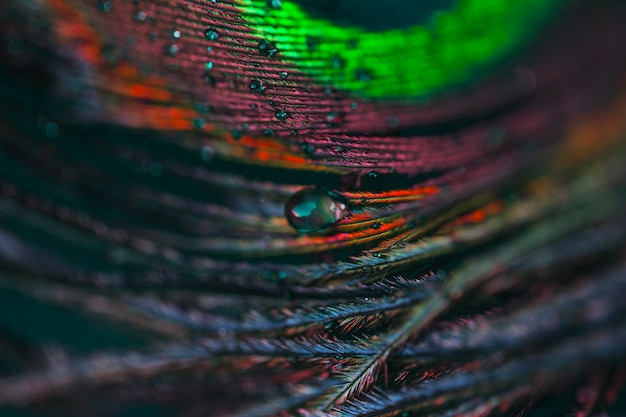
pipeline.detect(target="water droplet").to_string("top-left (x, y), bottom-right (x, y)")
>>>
top-left (258, 40), bottom-right (278, 57)
top-left (301, 143), bottom-right (315, 154)
top-left (149, 162), bottom-right (163, 176)
top-left (372, 222), bottom-right (382, 230)
top-left (204, 61), bottom-right (214, 71)
top-left (249, 79), bottom-right (266, 93)
top-left (170, 29), bottom-right (181, 39)
top-left (193, 118), bottom-right (206, 130)
top-left (204, 28), bottom-right (219, 41)
top-left (231, 129), bottom-right (243, 140)
top-left (275, 110), bottom-right (289, 121)
top-left (200, 146), bottom-right (214, 161)
top-left (285, 188), bottom-right (348, 233)
top-left (267, 0), bottom-right (281, 9)
top-left (330, 56), bottom-right (345, 69)
top-left (356, 68), bottom-right (372, 82)
top-left (45, 122), bottom-right (58, 139)
top-left (97, 0), bottom-right (112, 13)
top-left (163, 44), bottom-right (179, 56)
top-left (279, 71), bottom-right (289, 79)
top-left (134, 11), bottom-right (147, 22)
top-left (263, 129), bottom-right (275, 136)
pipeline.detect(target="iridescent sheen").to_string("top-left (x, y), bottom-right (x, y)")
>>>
top-left (238, 0), bottom-right (560, 97)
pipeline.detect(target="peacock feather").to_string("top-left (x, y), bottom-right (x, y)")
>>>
top-left (0, 0), bottom-right (625, 416)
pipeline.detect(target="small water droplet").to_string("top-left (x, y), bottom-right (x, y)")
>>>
top-left (163, 44), bottom-right (179, 56)
top-left (200, 146), bottom-right (214, 161)
top-left (204, 61), bottom-right (214, 71)
top-left (231, 129), bottom-right (243, 140)
top-left (204, 28), bottom-right (219, 41)
top-left (149, 162), bottom-right (163, 176)
top-left (355, 68), bottom-right (372, 82)
top-left (45, 122), bottom-right (58, 139)
top-left (193, 118), bottom-right (206, 130)
top-left (301, 143), bottom-right (315, 154)
top-left (98, 0), bottom-right (112, 13)
top-left (249, 79), bottom-right (266, 93)
top-left (263, 129), bottom-right (275, 136)
top-left (266, 0), bottom-right (281, 8)
top-left (258, 40), bottom-right (278, 57)
top-left (134, 11), bottom-right (147, 22)
top-left (170, 29), bottom-right (181, 39)
top-left (275, 110), bottom-right (289, 121)
top-left (330, 56), bottom-right (345, 69)
top-left (279, 71), bottom-right (289, 79)
top-left (285, 188), bottom-right (348, 233)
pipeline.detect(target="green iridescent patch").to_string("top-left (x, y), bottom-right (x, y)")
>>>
top-left (238, 0), bottom-right (560, 98)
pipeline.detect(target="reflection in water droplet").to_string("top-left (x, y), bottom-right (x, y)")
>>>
top-left (285, 188), bottom-right (348, 233)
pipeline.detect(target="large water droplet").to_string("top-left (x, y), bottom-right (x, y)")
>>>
top-left (285, 188), bottom-right (347, 233)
